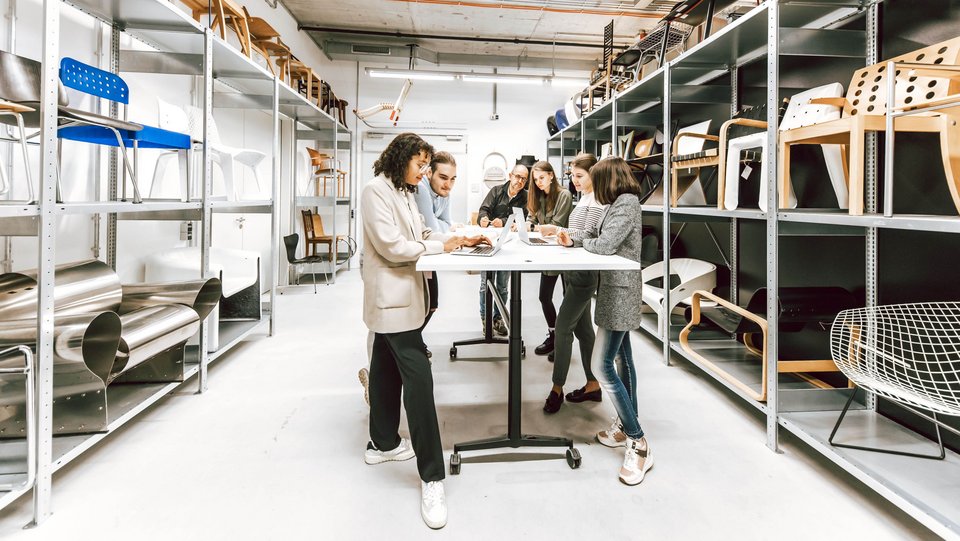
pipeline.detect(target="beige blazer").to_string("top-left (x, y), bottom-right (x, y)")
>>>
top-left (361, 176), bottom-right (452, 334)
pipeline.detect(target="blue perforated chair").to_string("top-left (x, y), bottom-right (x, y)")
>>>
top-left (57, 58), bottom-right (191, 203)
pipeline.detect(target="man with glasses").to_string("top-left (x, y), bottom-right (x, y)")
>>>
top-left (476, 163), bottom-right (529, 335)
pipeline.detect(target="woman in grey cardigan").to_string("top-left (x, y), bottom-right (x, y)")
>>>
top-left (526, 161), bottom-right (572, 356)
top-left (557, 157), bottom-right (652, 486)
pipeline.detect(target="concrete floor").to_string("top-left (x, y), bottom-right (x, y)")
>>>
top-left (0, 270), bottom-right (939, 540)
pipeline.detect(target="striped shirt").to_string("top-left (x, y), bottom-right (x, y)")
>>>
top-left (563, 191), bottom-right (607, 241)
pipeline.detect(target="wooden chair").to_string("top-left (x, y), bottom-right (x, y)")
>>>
top-left (301, 209), bottom-right (334, 259)
top-left (669, 120), bottom-right (714, 206)
top-left (306, 147), bottom-right (346, 197)
top-left (680, 287), bottom-right (857, 402)
top-left (241, 8), bottom-right (281, 77)
top-left (181, 0), bottom-right (254, 60)
top-left (289, 60), bottom-right (317, 103)
top-left (779, 35), bottom-right (960, 215)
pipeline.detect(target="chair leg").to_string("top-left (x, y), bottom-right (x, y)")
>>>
top-left (179, 149), bottom-right (190, 202)
top-left (149, 152), bottom-right (173, 199)
top-left (670, 166), bottom-right (679, 207)
top-left (221, 156), bottom-right (237, 201)
top-left (822, 144), bottom-right (849, 209)
top-left (939, 115), bottom-right (960, 215)
top-left (778, 140), bottom-right (790, 209)
top-left (15, 113), bottom-right (35, 203)
top-left (829, 387), bottom-right (946, 459)
top-left (846, 119), bottom-right (865, 215)
top-left (312, 262), bottom-right (317, 294)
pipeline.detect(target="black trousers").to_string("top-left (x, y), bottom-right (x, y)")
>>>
top-left (539, 273), bottom-right (562, 328)
top-left (421, 273), bottom-right (439, 330)
top-left (369, 329), bottom-right (445, 483)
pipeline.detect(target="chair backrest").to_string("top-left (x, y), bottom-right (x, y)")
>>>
top-left (675, 119), bottom-right (711, 155)
top-left (157, 97), bottom-right (190, 133)
top-left (728, 99), bottom-right (789, 139)
top-left (845, 35), bottom-right (960, 116)
top-left (283, 233), bottom-right (300, 263)
top-left (832, 302), bottom-right (960, 416)
top-left (0, 50), bottom-right (68, 107)
top-left (301, 209), bottom-right (315, 239)
top-left (781, 83), bottom-right (845, 131)
top-left (184, 105), bottom-right (221, 144)
top-left (633, 137), bottom-right (655, 159)
top-left (59, 57), bottom-right (129, 104)
top-left (312, 213), bottom-right (325, 236)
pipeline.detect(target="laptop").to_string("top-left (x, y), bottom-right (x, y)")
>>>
top-left (513, 207), bottom-right (559, 246)
top-left (451, 214), bottom-right (515, 257)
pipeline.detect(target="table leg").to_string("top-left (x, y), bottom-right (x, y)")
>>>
top-left (450, 271), bottom-right (579, 473)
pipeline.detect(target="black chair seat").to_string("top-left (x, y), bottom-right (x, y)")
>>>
top-left (697, 287), bottom-right (859, 335)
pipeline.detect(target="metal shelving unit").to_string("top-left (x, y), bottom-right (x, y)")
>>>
top-left (0, 0), bottom-right (347, 526)
top-left (547, 1), bottom-right (960, 537)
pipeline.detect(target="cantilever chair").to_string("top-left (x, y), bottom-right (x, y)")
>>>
top-left (680, 287), bottom-right (858, 402)
top-left (779, 36), bottom-right (960, 215)
top-left (670, 120), bottom-right (713, 206)
top-left (642, 258), bottom-right (717, 337)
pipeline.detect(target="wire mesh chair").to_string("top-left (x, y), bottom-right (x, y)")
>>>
top-left (829, 302), bottom-right (960, 459)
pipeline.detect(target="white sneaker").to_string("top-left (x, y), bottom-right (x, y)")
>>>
top-left (421, 480), bottom-right (447, 529)
top-left (364, 438), bottom-right (415, 465)
top-left (619, 436), bottom-right (653, 486)
top-left (358, 368), bottom-right (370, 407)
top-left (596, 418), bottom-right (627, 448)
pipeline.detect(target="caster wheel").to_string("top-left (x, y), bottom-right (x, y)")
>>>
top-left (449, 347), bottom-right (457, 359)
top-left (450, 453), bottom-right (461, 475)
top-left (566, 448), bottom-right (582, 469)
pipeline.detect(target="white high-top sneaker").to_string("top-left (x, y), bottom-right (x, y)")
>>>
top-left (364, 438), bottom-right (415, 465)
top-left (421, 480), bottom-right (447, 529)
top-left (596, 418), bottom-right (627, 448)
top-left (619, 436), bottom-right (654, 486)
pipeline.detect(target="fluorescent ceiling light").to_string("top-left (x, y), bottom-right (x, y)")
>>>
top-left (549, 77), bottom-right (588, 88)
top-left (366, 68), bottom-right (457, 81)
top-left (461, 74), bottom-right (544, 85)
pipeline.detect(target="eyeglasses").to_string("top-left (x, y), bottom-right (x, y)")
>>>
top-left (510, 173), bottom-right (528, 180)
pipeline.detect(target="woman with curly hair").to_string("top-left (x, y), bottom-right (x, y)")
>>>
top-left (360, 132), bottom-right (487, 529)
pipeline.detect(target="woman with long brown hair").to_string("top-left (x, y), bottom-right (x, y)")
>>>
top-left (526, 160), bottom-right (572, 356)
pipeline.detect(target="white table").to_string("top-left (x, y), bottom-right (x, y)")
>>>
top-left (417, 235), bottom-right (642, 474)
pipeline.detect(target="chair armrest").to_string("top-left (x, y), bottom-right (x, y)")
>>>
top-left (808, 97), bottom-right (851, 115)
top-left (0, 100), bottom-right (34, 113)
top-left (671, 132), bottom-right (719, 157)
top-left (719, 118), bottom-right (768, 150)
top-left (687, 290), bottom-right (768, 333)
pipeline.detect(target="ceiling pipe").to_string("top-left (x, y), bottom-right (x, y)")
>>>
top-left (300, 26), bottom-right (630, 49)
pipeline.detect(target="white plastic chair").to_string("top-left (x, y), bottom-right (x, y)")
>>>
top-left (149, 98), bottom-right (195, 201)
top-left (642, 258), bottom-right (717, 336)
top-left (830, 302), bottom-right (960, 458)
top-left (150, 99), bottom-right (266, 201)
top-left (721, 83), bottom-right (846, 211)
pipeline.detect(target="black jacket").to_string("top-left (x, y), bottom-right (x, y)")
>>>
top-left (478, 181), bottom-right (528, 223)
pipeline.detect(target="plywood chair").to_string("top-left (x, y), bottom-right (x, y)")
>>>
top-left (670, 120), bottom-right (713, 206)
top-left (642, 258), bottom-right (717, 337)
top-left (288, 60), bottom-right (317, 103)
top-left (680, 287), bottom-right (857, 402)
top-left (306, 147), bottom-right (346, 197)
top-left (181, 0), bottom-right (254, 59)
top-left (779, 36), bottom-right (960, 215)
top-left (243, 8), bottom-right (283, 78)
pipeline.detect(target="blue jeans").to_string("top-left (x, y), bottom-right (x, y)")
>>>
top-left (479, 271), bottom-right (509, 320)
top-left (592, 327), bottom-right (644, 439)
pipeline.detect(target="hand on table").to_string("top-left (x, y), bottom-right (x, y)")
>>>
top-left (491, 218), bottom-right (504, 228)
top-left (443, 237), bottom-right (465, 252)
top-left (462, 235), bottom-right (491, 247)
top-left (479, 217), bottom-right (490, 227)
top-left (539, 224), bottom-right (558, 237)
top-left (557, 230), bottom-right (574, 247)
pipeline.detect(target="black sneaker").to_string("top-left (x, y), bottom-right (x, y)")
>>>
top-left (543, 389), bottom-right (564, 413)
top-left (535, 331), bottom-right (555, 355)
top-left (492, 317), bottom-right (508, 336)
top-left (547, 352), bottom-right (555, 363)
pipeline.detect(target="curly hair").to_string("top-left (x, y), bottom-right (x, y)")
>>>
top-left (373, 133), bottom-right (436, 190)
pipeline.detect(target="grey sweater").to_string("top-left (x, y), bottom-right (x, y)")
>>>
top-left (574, 193), bottom-right (644, 331)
